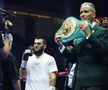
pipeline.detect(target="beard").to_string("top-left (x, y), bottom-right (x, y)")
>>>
top-left (34, 48), bottom-right (44, 57)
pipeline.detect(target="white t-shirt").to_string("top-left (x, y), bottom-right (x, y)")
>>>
top-left (21, 52), bottom-right (58, 90)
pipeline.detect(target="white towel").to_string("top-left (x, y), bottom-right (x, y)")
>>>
top-left (67, 63), bottom-right (76, 88)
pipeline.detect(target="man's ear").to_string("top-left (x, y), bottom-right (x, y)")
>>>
top-left (93, 12), bottom-right (96, 19)
top-left (44, 44), bottom-right (47, 49)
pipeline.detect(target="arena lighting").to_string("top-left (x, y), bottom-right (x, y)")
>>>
top-left (6, 10), bottom-right (66, 25)
top-left (4, 10), bottom-right (108, 27)
top-left (8, 10), bottom-right (52, 19)
top-left (7, 10), bottom-right (66, 21)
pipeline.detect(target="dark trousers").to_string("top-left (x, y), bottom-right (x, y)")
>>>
top-left (73, 81), bottom-right (107, 90)
top-left (74, 86), bottom-right (107, 90)
top-left (73, 76), bottom-right (107, 90)
top-left (85, 87), bottom-right (103, 90)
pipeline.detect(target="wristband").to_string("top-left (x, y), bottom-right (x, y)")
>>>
top-left (50, 86), bottom-right (55, 90)
top-left (4, 34), bottom-right (10, 38)
top-left (4, 34), bottom-right (13, 40)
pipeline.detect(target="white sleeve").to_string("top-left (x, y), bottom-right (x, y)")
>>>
top-left (49, 57), bottom-right (58, 73)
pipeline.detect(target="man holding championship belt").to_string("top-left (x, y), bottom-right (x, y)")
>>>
top-left (55, 2), bottom-right (108, 90)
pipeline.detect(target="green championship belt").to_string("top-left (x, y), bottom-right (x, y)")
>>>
top-left (55, 17), bottom-right (89, 45)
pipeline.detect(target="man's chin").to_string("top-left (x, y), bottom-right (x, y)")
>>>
top-left (34, 51), bottom-right (43, 56)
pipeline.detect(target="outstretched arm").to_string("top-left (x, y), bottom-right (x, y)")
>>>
top-left (0, 20), bottom-right (13, 58)
top-left (1, 34), bottom-right (13, 58)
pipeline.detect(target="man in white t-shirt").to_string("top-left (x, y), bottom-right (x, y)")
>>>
top-left (20, 37), bottom-right (58, 90)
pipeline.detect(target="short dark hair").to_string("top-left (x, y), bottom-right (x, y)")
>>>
top-left (34, 36), bottom-right (47, 44)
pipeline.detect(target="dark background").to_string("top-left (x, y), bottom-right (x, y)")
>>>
top-left (0, 0), bottom-right (108, 66)
top-left (3, 0), bottom-right (108, 18)
top-left (0, 0), bottom-right (108, 89)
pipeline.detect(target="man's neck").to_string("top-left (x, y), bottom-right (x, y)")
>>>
top-left (35, 52), bottom-right (44, 57)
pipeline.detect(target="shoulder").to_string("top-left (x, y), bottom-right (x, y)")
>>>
top-left (95, 26), bottom-right (107, 31)
top-left (94, 26), bottom-right (108, 35)
top-left (44, 53), bottom-right (55, 60)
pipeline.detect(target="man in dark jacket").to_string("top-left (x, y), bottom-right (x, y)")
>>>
top-left (0, 19), bottom-right (21, 90)
top-left (55, 2), bottom-right (108, 90)
top-left (0, 20), bottom-right (12, 90)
